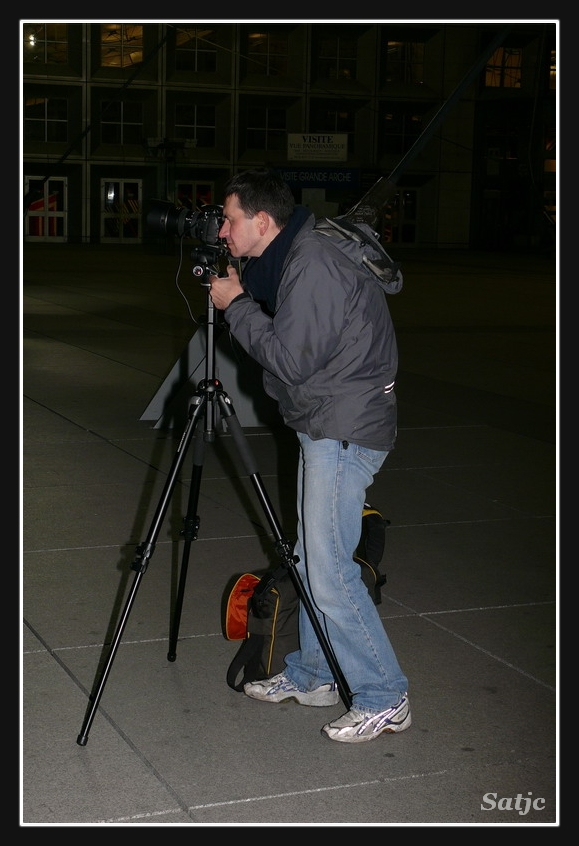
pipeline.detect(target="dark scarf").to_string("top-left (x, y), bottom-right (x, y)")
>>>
top-left (241, 205), bottom-right (312, 315)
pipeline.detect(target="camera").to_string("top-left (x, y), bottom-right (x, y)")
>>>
top-left (147, 198), bottom-right (224, 247)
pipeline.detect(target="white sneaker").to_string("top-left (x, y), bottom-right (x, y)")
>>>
top-left (322, 696), bottom-right (411, 742)
top-left (244, 672), bottom-right (339, 706)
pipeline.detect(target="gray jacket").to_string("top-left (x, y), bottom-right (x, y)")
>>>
top-left (224, 215), bottom-right (402, 451)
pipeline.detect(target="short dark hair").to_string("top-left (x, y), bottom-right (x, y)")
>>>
top-left (223, 168), bottom-right (295, 228)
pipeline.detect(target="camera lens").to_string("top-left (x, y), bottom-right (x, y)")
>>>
top-left (146, 199), bottom-right (188, 237)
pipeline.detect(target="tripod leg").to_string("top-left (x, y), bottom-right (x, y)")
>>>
top-left (76, 394), bottom-right (207, 746)
top-left (217, 393), bottom-right (353, 709)
top-left (167, 426), bottom-right (205, 661)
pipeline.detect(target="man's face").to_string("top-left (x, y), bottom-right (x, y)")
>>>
top-left (219, 194), bottom-right (264, 258)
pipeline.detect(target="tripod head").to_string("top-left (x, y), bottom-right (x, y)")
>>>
top-left (189, 241), bottom-right (235, 440)
top-left (191, 243), bottom-right (230, 286)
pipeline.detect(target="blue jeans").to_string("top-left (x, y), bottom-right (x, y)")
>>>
top-left (284, 433), bottom-right (408, 714)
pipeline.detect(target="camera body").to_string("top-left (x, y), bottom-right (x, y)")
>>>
top-left (147, 198), bottom-right (229, 283)
top-left (147, 199), bottom-right (225, 247)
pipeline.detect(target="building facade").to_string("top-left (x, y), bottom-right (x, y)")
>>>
top-left (22, 21), bottom-right (557, 251)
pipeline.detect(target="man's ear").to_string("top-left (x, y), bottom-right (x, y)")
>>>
top-left (256, 211), bottom-right (269, 233)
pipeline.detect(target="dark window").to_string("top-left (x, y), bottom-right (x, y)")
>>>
top-left (380, 105), bottom-right (427, 155)
top-left (310, 102), bottom-right (356, 153)
top-left (246, 29), bottom-right (289, 76)
top-left (316, 34), bottom-right (357, 81)
top-left (174, 102), bottom-right (216, 148)
top-left (24, 97), bottom-right (68, 142)
top-left (174, 26), bottom-right (218, 73)
top-left (310, 104), bottom-right (355, 134)
top-left (382, 189), bottom-right (417, 245)
top-left (101, 100), bottom-right (144, 145)
top-left (384, 41), bottom-right (424, 84)
top-left (246, 106), bottom-right (287, 151)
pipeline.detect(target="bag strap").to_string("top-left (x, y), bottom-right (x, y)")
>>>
top-left (314, 216), bottom-right (403, 291)
top-left (226, 636), bottom-right (262, 691)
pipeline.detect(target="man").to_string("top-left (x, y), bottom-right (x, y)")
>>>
top-left (209, 168), bottom-right (410, 744)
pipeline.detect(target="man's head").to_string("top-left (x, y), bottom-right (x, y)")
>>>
top-left (219, 168), bottom-right (295, 258)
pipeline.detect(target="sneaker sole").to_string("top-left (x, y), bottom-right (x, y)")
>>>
top-left (322, 712), bottom-right (412, 742)
top-left (245, 690), bottom-right (340, 707)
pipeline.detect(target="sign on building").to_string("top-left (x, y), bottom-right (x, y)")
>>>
top-left (287, 134), bottom-right (348, 162)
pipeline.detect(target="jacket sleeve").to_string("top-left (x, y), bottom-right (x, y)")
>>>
top-left (224, 248), bottom-right (348, 386)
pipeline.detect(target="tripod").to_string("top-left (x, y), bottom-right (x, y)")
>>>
top-left (77, 255), bottom-right (351, 747)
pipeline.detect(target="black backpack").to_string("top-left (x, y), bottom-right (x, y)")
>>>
top-left (223, 504), bottom-right (389, 692)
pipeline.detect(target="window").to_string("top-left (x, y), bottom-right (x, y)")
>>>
top-left (23, 23), bottom-right (68, 65)
top-left (100, 100), bottom-right (143, 145)
top-left (174, 26), bottom-right (218, 73)
top-left (24, 177), bottom-right (66, 241)
top-left (485, 130), bottom-right (519, 166)
top-left (175, 102), bottom-right (216, 148)
top-left (316, 34), bottom-right (357, 82)
top-left (24, 96), bottom-right (68, 142)
top-left (246, 30), bottom-right (289, 76)
top-left (309, 102), bottom-right (356, 153)
top-left (101, 179), bottom-right (141, 241)
top-left (384, 41), bottom-right (424, 84)
top-left (485, 47), bottom-right (522, 88)
top-left (175, 182), bottom-right (214, 210)
top-left (380, 105), bottom-right (426, 155)
top-left (382, 189), bottom-right (417, 245)
top-left (310, 103), bottom-right (355, 134)
top-left (100, 24), bottom-right (143, 68)
top-left (245, 106), bottom-right (287, 151)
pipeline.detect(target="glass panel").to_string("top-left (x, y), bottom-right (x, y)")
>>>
top-left (122, 101), bottom-right (143, 123)
top-left (177, 183), bottom-right (195, 209)
top-left (381, 107), bottom-right (425, 154)
top-left (385, 41), bottom-right (424, 84)
top-left (104, 181), bottom-right (120, 211)
top-left (174, 102), bottom-right (216, 148)
top-left (100, 24), bottom-right (143, 68)
top-left (268, 109), bottom-right (286, 129)
top-left (381, 190), bottom-right (417, 245)
top-left (485, 47), bottom-right (522, 88)
top-left (46, 120), bottom-right (67, 142)
top-left (47, 180), bottom-right (65, 211)
top-left (194, 127), bottom-right (215, 147)
top-left (101, 101), bottom-right (143, 145)
top-left (24, 97), bottom-right (67, 142)
top-left (317, 35), bottom-right (357, 81)
top-left (101, 123), bottom-right (121, 144)
top-left (246, 106), bottom-right (286, 150)
top-left (123, 183), bottom-right (140, 215)
top-left (101, 178), bottom-right (141, 241)
top-left (24, 97), bottom-right (46, 141)
top-left (196, 184), bottom-right (213, 206)
top-left (122, 124), bottom-right (143, 144)
top-left (247, 29), bottom-right (289, 76)
top-left (25, 177), bottom-right (66, 239)
top-left (247, 128), bottom-right (266, 148)
top-left (102, 100), bottom-right (122, 121)
top-left (23, 23), bottom-right (68, 64)
top-left (175, 26), bottom-right (218, 73)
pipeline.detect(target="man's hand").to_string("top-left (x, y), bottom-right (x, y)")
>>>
top-left (208, 265), bottom-right (245, 311)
